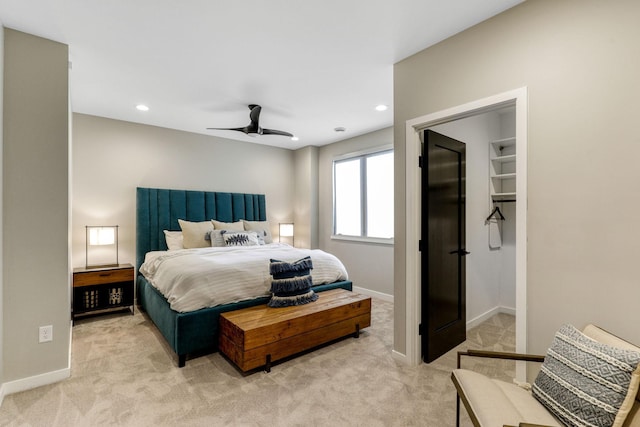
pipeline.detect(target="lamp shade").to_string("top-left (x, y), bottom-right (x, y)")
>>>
top-left (86, 225), bottom-right (119, 268)
top-left (88, 226), bottom-right (115, 246)
top-left (279, 223), bottom-right (294, 237)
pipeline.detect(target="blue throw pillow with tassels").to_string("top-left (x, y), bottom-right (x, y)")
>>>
top-left (268, 256), bottom-right (318, 307)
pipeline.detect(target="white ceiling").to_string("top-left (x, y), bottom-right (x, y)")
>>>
top-left (0, 0), bottom-right (523, 149)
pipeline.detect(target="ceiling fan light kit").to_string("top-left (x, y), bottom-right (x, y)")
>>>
top-left (207, 104), bottom-right (293, 138)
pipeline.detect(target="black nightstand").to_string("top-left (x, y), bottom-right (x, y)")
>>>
top-left (72, 263), bottom-right (134, 322)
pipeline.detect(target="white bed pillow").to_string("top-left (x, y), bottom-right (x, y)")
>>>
top-left (163, 230), bottom-right (183, 250)
top-left (242, 220), bottom-right (273, 244)
top-left (178, 219), bottom-right (214, 248)
top-left (211, 220), bottom-right (245, 231)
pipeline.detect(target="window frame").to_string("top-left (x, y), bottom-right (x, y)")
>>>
top-left (331, 145), bottom-right (394, 245)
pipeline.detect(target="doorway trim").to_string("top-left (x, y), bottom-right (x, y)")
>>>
top-left (403, 87), bottom-right (528, 378)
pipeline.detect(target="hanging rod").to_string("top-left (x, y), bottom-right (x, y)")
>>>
top-left (493, 199), bottom-right (516, 203)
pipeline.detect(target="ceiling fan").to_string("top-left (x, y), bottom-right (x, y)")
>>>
top-left (207, 104), bottom-right (293, 137)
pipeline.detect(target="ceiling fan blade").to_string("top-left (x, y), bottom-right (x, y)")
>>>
top-left (262, 128), bottom-right (293, 137)
top-left (206, 127), bottom-right (249, 134)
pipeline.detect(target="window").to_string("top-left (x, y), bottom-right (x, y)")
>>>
top-left (333, 149), bottom-right (393, 241)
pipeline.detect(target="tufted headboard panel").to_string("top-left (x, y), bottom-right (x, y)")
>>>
top-left (136, 187), bottom-right (266, 271)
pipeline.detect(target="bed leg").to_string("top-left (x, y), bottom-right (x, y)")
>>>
top-left (354, 323), bottom-right (360, 338)
top-left (264, 354), bottom-right (272, 373)
top-left (178, 355), bottom-right (186, 368)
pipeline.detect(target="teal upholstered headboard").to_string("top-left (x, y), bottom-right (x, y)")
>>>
top-left (136, 187), bottom-right (266, 271)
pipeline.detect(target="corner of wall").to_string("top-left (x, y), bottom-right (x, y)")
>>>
top-left (293, 146), bottom-right (320, 249)
top-left (0, 22), bottom-right (6, 397)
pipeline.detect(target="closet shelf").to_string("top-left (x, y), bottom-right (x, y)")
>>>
top-left (492, 192), bottom-right (517, 200)
top-left (491, 173), bottom-right (516, 180)
top-left (491, 154), bottom-right (516, 163)
top-left (489, 135), bottom-right (516, 205)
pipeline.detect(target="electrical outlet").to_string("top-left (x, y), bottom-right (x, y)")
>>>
top-left (39, 325), bottom-right (53, 343)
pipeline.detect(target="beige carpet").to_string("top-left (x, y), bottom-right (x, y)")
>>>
top-left (0, 299), bottom-right (515, 426)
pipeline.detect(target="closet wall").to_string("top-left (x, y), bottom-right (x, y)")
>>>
top-left (430, 107), bottom-right (516, 327)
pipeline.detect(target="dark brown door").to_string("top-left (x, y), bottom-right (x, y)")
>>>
top-left (421, 130), bottom-right (467, 363)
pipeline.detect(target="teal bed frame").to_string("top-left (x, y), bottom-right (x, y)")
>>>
top-left (136, 187), bottom-right (352, 367)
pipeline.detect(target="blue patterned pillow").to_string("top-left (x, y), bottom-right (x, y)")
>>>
top-left (532, 324), bottom-right (640, 427)
top-left (268, 256), bottom-right (317, 307)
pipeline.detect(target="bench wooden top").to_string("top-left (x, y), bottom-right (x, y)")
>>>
top-left (220, 288), bottom-right (369, 331)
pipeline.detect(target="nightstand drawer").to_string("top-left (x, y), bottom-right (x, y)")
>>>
top-left (73, 267), bottom-right (134, 287)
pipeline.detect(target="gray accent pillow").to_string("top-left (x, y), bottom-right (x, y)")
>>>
top-left (532, 324), bottom-right (640, 427)
top-left (209, 230), bottom-right (226, 247)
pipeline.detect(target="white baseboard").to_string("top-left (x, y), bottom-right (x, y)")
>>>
top-left (2, 367), bottom-right (70, 397)
top-left (0, 384), bottom-right (5, 407)
top-left (467, 305), bottom-right (516, 330)
top-left (352, 286), bottom-right (393, 303)
top-left (391, 349), bottom-right (407, 364)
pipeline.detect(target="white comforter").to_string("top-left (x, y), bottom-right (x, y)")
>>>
top-left (140, 243), bottom-right (348, 312)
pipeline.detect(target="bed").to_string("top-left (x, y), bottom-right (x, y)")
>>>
top-left (136, 187), bottom-right (353, 367)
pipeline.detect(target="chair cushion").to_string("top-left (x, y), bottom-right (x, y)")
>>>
top-left (532, 324), bottom-right (640, 427)
top-left (453, 369), bottom-right (562, 427)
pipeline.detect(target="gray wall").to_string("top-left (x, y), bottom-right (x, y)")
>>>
top-left (72, 114), bottom-right (296, 269)
top-left (0, 23), bottom-right (4, 391)
top-left (394, 0), bottom-right (640, 356)
top-left (319, 127), bottom-right (394, 297)
top-left (3, 29), bottom-right (69, 381)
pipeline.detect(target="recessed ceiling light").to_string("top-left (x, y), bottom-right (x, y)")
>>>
top-left (291, 136), bottom-right (299, 141)
top-left (375, 104), bottom-right (388, 111)
top-left (334, 127), bottom-right (346, 132)
top-left (136, 104), bottom-right (149, 111)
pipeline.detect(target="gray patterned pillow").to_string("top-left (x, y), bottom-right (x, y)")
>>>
top-left (209, 230), bottom-right (263, 247)
top-left (532, 324), bottom-right (640, 427)
top-left (222, 231), bottom-right (260, 246)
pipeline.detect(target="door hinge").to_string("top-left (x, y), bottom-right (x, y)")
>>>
top-left (419, 323), bottom-right (423, 335)
top-left (418, 155), bottom-right (423, 168)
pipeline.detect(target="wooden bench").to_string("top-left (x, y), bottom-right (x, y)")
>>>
top-left (218, 288), bottom-right (371, 372)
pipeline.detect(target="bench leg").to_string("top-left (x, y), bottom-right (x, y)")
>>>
top-left (264, 354), bottom-right (272, 373)
top-left (354, 323), bottom-right (360, 338)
